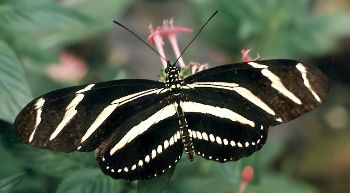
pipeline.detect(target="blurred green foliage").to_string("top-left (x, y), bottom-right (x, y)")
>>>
top-left (191, 0), bottom-right (350, 58)
top-left (0, 0), bottom-right (349, 193)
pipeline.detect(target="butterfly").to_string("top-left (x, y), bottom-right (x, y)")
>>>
top-left (14, 58), bottom-right (328, 180)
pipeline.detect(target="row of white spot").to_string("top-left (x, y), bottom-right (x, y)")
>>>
top-left (188, 128), bottom-right (263, 148)
top-left (102, 131), bottom-right (182, 175)
top-left (193, 127), bottom-right (264, 162)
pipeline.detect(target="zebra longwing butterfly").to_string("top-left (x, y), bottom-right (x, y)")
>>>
top-left (14, 59), bottom-right (328, 180)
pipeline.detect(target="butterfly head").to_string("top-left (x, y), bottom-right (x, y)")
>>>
top-left (165, 61), bottom-right (180, 76)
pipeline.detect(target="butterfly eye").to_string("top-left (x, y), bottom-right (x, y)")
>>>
top-left (165, 67), bottom-right (170, 73)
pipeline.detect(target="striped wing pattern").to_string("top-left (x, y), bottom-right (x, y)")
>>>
top-left (96, 103), bottom-right (183, 180)
top-left (180, 92), bottom-right (269, 162)
top-left (185, 59), bottom-right (328, 125)
top-left (182, 59), bottom-right (328, 162)
top-left (15, 79), bottom-right (166, 152)
top-left (14, 59), bottom-right (328, 180)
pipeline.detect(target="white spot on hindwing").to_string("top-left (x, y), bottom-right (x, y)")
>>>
top-left (202, 132), bottom-right (208, 141)
top-left (151, 149), bottom-right (156, 159)
top-left (169, 137), bottom-right (174, 145)
top-left (230, 140), bottom-right (236, 146)
top-left (192, 131), bottom-right (197, 138)
top-left (216, 136), bottom-right (222, 144)
top-left (131, 165), bottom-right (136, 170)
top-left (157, 145), bottom-right (162, 153)
top-left (164, 140), bottom-right (169, 149)
top-left (145, 155), bottom-right (150, 163)
top-left (196, 131), bottom-right (202, 139)
top-left (209, 134), bottom-right (215, 142)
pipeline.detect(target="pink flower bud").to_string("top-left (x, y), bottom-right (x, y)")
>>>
top-left (148, 19), bottom-right (192, 68)
top-left (46, 52), bottom-right (87, 83)
top-left (241, 165), bottom-right (254, 182)
top-left (238, 165), bottom-right (254, 193)
top-left (241, 49), bottom-right (260, 62)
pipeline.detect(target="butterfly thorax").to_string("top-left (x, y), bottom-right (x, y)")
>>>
top-left (164, 64), bottom-right (183, 93)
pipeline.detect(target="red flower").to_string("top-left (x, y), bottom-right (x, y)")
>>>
top-left (148, 19), bottom-right (192, 68)
top-left (241, 49), bottom-right (260, 62)
top-left (46, 52), bottom-right (87, 83)
top-left (238, 165), bottom-right (254, 193)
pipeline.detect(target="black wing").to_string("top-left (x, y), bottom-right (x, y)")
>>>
top-left (182, 59), bottom-right (328, 161)
top-left (15, 79), bottom-right (168, 152)
top-left (96, 102), bottom-right (183, 180)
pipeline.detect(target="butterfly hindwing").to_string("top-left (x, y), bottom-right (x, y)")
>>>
top-left (96, 102), bottom-right (183, 180)
top-left (15, 79), bottom-right (167, 152)
top-left (180, 88), bottom-right (269, 161)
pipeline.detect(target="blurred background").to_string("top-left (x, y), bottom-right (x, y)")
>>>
top-left (0, 0), bottom-right (349, 193)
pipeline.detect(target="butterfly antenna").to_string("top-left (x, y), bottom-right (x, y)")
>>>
top-left (173, 10), bottom-right (218, 66)
top-left (113, 20), bottom-right (168, 62)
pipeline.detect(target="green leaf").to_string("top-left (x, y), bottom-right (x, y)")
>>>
top-left (255, 139), bottom-right (286, 167)
top-left (37, 0), bottom-right (133, 48)
top-left (16, 146), bottom-right (96, 178)
top-left (0, 2), bottom-right (93, 49)
top-left (249, 173), bottom-right (318, 193)
top-left (169, 161), bottom-right (240, 193)
top-left (0, 4), bottom-right (88, 33)
top-left (0, 173), bottom-right (25, 193)
top-left (0, 42), bottom-right (32, 122)
top-left (190, 0), bottom-right (350, 58)
top-left (137, 168), bottom-right (175, 193)
top-left (70, 0), bottom-right (133, 22)
top-left (1, 0), bottom-right (56, 8)
top-left (56, 169), bottom-right (120, 193)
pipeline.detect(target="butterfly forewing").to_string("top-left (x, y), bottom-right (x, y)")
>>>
top-left (96, 102), bottom-right (183, 180)
top-left (15, 79), bottom-right (166, 152)
top-left (184, 59), bottom-right (329, 126)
